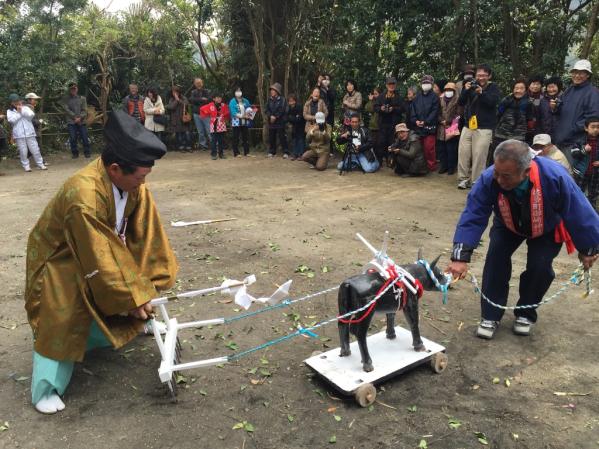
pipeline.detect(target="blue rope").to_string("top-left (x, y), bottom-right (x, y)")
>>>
top-left (417, 259), bottom-right (451, 304)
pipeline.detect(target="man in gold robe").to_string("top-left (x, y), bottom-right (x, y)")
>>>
top-left (25, 111), bottom-right (178, 414)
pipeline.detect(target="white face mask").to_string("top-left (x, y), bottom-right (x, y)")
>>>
top-left (464, 74), bottom-right (473, 81)
top-left (235, 91), bottom-right (242, 98)
top-left (421, 83), bottom-right (432, 92)
top-left (444, 91), bottom-right (454, 98)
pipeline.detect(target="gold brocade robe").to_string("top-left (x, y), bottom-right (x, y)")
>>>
top-left (25, 158), bottom-right (179, 361)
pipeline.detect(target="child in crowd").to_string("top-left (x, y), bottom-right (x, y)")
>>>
top-left (286, 94), bottom-right (305, 160)
top-left (571, 117), bottom-right (599, 211)
top-left (201, 93), bottom-right (230, 160)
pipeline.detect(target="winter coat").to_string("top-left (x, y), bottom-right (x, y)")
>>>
top-left (539, 94), bottom-right (561, 138)
top-left (342, 91), bottom-right (363, 121)
top-left (7, 106), bottom-right (36, 139)
top-left (265, 95), bottom-right (287, 128)
top-left (287, 104), bottom-right (305, 138)
top-left (166, 95), bottom-right (190, 133)
top-left (228, 97), bottom-right (252, 127)
top-left (364, 99), bottom-right (379, 131)
top-left (307, 124), bottom-right (332, 155)
top-left (189, 88), bottom-right (211, 109)
top-left (122, 95), bottom-right (146, 123)
top-left (303, 99), bottom-right (328, 133)
top-left (494, 95), bottom-right (534, 141)
top-left (336, 126), bottom-right (376, 162)
top-left (61, 94), bottom-right (88, 125)
top-left (554, 80), bottom-right (599, 146)
top-left (458, 82), bottom-right (501, 130)
top-left (374, 91), bottom-right (405, 127)
top-left (200, 101), bottom-right (230, 133)
top-left (319, 86), bottom-right (335, 124)
top-left (409, 91), bottom-right (440, 136)
top-left (437, 95), bottom-right (460, 141)
top-left (452, 156), bottom-right (599, 260)
top-left (389, 131), bottom-right (427, 175)
top-left (143, 96), bottom-right (166, 133)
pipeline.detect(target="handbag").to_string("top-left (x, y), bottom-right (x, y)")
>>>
top-left (182, 105), bottom-right (192, 124)
top-left (153, 113), bottom-right (168, 126)
top-left (445, 116), bottom-right (461, 139)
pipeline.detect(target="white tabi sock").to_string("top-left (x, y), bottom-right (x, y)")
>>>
top-left (35, 393), bottom-right (66, 414)
top-left (143, 320), bottom-right (167, 335)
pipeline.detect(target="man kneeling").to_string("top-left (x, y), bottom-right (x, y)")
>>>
top-left (25, 111), bottom-right (179, 414)
top-left (336, 114), bottom-right (380, 173)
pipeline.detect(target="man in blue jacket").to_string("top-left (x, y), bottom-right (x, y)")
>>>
top-left (553, 59), bottom-right (599, 162)
top-left (410, 75), bottom-right (440, 172)
top-left (447, 140), bottom-right (599, 339)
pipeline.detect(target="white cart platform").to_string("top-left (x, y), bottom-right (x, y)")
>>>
top-left (304, 326), bottom-right (448, 406)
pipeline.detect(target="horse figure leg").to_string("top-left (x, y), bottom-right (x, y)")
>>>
top-left (402, 293), bottom-right (425, 351)
top-left (355, 314), bottom-right (375, 372)
top-left (338, 283), bottom-right (352, 357)
top-left (386, 313), bottom-right (396, 339)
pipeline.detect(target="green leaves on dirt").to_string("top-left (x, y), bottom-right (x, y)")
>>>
top-left (418, 439), bottom-right (428, 448)
top-left (225, 341), bottom-right (238, 350)
top-left (268, 242), bottom-right (280, 252)
top-left (295, 264), bottom-right (315, 278)
top-left (407, 405), bottom-right (417, 413)
top-left (0, 422), bottom-right (8, 432)
top-left (448, 417), bottom-right (462, 429)
top-left (232, 421), bottom-right (254, 433)
top-left (474, 432), bottom-right (489, 445)
top-left (329, 435), bottom-right (337, 444)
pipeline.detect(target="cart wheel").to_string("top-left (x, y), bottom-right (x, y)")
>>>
top-left (354, 383), bottom-right (376, 407)
top-left (311, 350), bottom-right (323, 357)
top-left (430, 352), bottom-right (448, 374)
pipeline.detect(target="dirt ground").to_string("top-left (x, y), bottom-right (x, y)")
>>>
top-left (0, 150), bottom-right (598, 449)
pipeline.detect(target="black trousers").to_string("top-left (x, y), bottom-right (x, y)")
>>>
top-left (232, 126), bottom-right (249, 155)
top-left (378, 124), bottom-right (395, 163)
top-left (481, 223), bottom-right (562, 323)
top-left (268, 127), bottom-right (288, 155)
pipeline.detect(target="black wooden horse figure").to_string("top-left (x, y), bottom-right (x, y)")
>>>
top-left (337, 251), bottom-right (446, 372)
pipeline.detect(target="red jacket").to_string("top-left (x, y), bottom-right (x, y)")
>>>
top-left (200, 102), bottom-right (230, 133)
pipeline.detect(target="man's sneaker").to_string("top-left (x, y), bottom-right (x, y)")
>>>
top-left (513, 317), bottom-right (533, 336)
top-left (211, 155), bottom-right (218, 160)
top-left (39, 165), bottom-right (48, 170)
top-left (283, 153), bottom-right (289, 159)
top-left (457, 179), bottom-right (470, 190)
top-left (267, 153), bottom-right (274, 158)
top-left (476, 319), bottom-right (499, 339)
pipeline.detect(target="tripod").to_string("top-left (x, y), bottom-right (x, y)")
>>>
top-left (339, 142), bottom-right (365, 175)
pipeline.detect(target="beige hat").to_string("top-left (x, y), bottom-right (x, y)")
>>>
top-left (395, 123), bottom-right (409, 132)
top-left (444, 82), bottom-right (457, 91)
top-left (532, 134), bottom-right (551, 146)
top-left (25, 92), bottom-right (41, 99)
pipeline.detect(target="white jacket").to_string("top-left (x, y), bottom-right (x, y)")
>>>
top-left (143, 96), bottom-right (166, 132)
top-left (7, 107), bottom-right (36, 139)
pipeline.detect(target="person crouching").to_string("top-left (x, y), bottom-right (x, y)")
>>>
top-left (388, 123), bottom-right (428, 177)
top-left (336, 113), bottom-right (379, 173)
top-left (301, 112), bottom-right (331, 171)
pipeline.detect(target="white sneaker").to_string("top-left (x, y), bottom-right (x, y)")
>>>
top-left (282, 153), bottom-right (289, 159)
top-left (513, 317), bottom-right (533, 336)
top-left (457, 180), bottom-right (470, 190)
top-left (476, 319), bottom-right (499, 339)
top-left (35, 393), bottom-right (65, 414)
top-left (39, 165), bottom-right (47, 170)
top-left (143, 320), bottom-right (167, 335)
top-left (267, 153), bottom-right (274, 158)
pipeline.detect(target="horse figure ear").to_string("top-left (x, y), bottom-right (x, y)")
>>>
top-left (430, 254), bottom-right (441, 269)
top-left (417, 248), bottom-right (423, 261)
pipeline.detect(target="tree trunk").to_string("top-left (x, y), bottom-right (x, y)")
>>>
top-left (246, 3), bottom-right (269, 145)
top-left (581, 0), bottom-right (599, 58)
top-left (452, 0), bottom-right (467, 74)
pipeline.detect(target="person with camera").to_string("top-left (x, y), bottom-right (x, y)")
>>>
top-left (410, 74), bottom-right (440, 171)
top-left (374, 77), bottom-right (406, 164)
top-left (388, 123), bottom-right (428, 177)
top-left (336, 113), bottom-right (379, 173)
top-left (553, 59), bottom-right (599, 163)
top-left (301, 112), bottom-right (331, 171)
top-left (539, 76), bottom-right (563, 140)
top-left (456, 63), bottom-right (501, 189)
